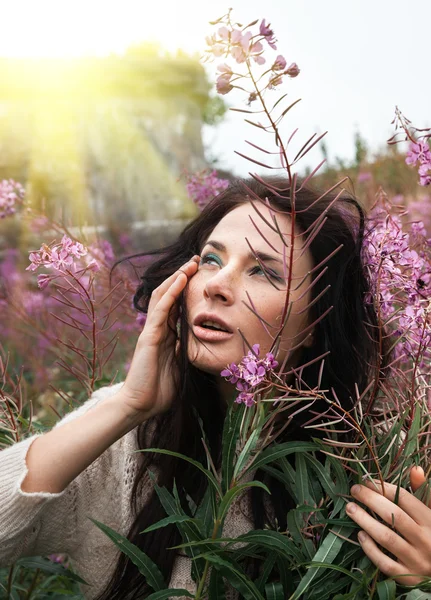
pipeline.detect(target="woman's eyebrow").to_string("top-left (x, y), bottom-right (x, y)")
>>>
top-left (203, 239), bottom-right (283, 265)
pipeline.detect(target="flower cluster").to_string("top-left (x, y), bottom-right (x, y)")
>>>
top-left (221, 343), bottom-right (278, 407)
top-left (362, 203), bottom-right (431, 364)
top-left (185, 169), bottom-right (230, 211)
top-left (406, 140), bottom-right (431, 186)
top-left (205, 12), bottom-right (299, 98)
top-left (26, 235), bottom-right (99, 289)
top-left (0, 179), bottom-right (25, 219)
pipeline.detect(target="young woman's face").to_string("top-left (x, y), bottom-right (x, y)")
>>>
top-left (186, 202), bottom-right (314, 376)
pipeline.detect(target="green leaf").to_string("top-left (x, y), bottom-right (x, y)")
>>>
top-left (244, 442), bottom-right (319, 475)
top-left (376, 578), bottom-right (396, 600)
top-left (90, 519), bottom-right (165, 591)
top-left (16, 557), bottom-right (88, 585)
top-left (140, 448), bottom-right (221, 495)
top-left (236, 530), bottom-right (304, 564)
top-left (221, 403), bottom-right (244, 493)
top-left (404, 590), bottom-right (431, 599)
top-left (255, 554), bottom-right (277, 591)
top-left (233, 426), bottom-right (263, 481)
top-left (195, 483), bottom-right (217, 537)
top-left (209, 567), bottom-right (226, 600)
top-left (265, 582), bottom-right (285, 600)
top-left (141, 514), bottom-right (192, 534)
top-left (146, 589), bottom-right (194, 599)
top-left (218, 481), bottom-right (270, 524)
top-left (203, 553), bottom-right (265, 600)
top-left (295, 454), bottom-right (313, 506)
top-left (289, 527), bottom-right (352, 599)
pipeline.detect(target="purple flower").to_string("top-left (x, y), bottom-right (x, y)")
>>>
top-left (259, 19), bottom-right (277, 50)
top-left (37, 274), bottom-right (52, 290)
top-left (285, 62), bottom-right (300, 78)
top-left (221, 362), bottom-right (242, 384)
top-left (243, 360), bottom-right (266, 387)
top-left (263, 352), bottom-right (278, 369)
top-left (272, 55), bottom-right (287, 71)
top-left (236, 391), bottom-right (255, 407)
top-left (216, 73), bottom-right (233, 94)
top-left (0, 179), bottom-right (25, 219)
top-left (185, 169), bottom-right (230, 210)
top-left (405, 140), bottom-right (431, 166)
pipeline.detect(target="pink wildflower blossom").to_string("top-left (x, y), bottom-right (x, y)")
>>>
top-left (285, 62), bottom-right (300, 78)
top-left (221, 343), bottom-right (278, 407)
top-left (185, 169), bottom-right (230, 211)
top-left (272, 55), bottom-right (287, 71)
top-left (259, 19), bottom-right (277, 50)
top-left (0, 179), bottom-right (25, 219)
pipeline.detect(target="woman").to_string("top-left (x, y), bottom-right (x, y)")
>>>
top-left (0, 176), bottom-right (430, 599)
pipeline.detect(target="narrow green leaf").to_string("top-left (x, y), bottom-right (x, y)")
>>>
top-left (195, 483), bottom-right (217, 537)
top-left (141, 514), bottom-right (192, 534)
top-left (233, 427), bottom-right (262, 480)
top-left (289, 527), bottom-right (352, 599)
top-left (90, 519), bottom-right (165, 592)
top-left (255, 554), bottom-right (277, 592)
top-left (140, 448), bottom-right (221, 495)
top-left (209, 567), bottom-right (227, 600)
top-left (203, 553), bottom-right (265, 600)
top-left (295, 454), bottom-right (313, 506)
top-left (376, 578), bottom-right (396, 600)
top-left (16, 557), bottom-right (88, 585)
top-left (265, 582), bottom-right (284, 600)
top-left (404, 590), bottom-right (431, 599)
top-left (146, 589), bottom-right (193, 599)
top-left (237, 530), bottom-right (303, 564)
top-left (218, 481), bottom-right (270, 523)
top-left (244, 442), bottom-right (319, 475)
top-left (221, 403), bottom-right (244, 493)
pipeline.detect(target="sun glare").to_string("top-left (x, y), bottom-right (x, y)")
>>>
top-left (0, 0), bottom-right (198, 58)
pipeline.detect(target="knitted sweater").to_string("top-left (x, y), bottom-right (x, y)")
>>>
top-left (0, 383), bottom-right (255, 599)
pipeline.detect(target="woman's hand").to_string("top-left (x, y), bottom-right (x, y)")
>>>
top-left (346, 473), bottom-right (431, 586)
top-left (118, 256), bottom-right (200, 422)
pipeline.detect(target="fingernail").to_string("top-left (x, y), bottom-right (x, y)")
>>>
top-left (358, 531), bottom-right (367, 543)
top-left (346, 502), bottom-right (357, 514)
top-left (351, 484), bottom-right (361, 495)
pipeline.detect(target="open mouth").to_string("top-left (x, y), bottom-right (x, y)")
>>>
top-left (199, 320), bottom-right (231, 333)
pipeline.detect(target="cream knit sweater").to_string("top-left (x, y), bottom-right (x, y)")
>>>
top-left (0, 383), bottom-right (255, 599)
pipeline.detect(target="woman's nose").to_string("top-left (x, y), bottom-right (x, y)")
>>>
top-left (203, 269), bottom-right (235, 304)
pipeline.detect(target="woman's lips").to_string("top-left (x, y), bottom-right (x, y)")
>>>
top-left (193, 325), bottom-right (234, 342)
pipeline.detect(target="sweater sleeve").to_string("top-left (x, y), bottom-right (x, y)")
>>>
top-left (0, 381), bottom-right (126, 566)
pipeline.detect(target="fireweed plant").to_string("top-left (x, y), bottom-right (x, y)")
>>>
top-left (85, 10), bottom-right (431, 600)
top-left (1, 10), bottom-right (431, 600)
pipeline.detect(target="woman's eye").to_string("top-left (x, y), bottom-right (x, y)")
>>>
top-left (251, 265), bottom-right (282, 282)
top-left (200, 253), bottom-right (221, 267)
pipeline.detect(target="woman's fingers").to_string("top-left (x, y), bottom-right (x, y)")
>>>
top-left (359, 480), bottom-right (431, 527)
top-left (345, 499), bottom-right (414, 559)
top-left (149, 256), bottom-right (200, 305)
top-left (356, 531), bottom-right (425, 586)
top-left (148, 258), bottom-right (199, 330)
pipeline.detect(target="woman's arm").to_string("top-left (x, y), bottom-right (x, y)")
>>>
top-left (21, 388), bottom-right (143, 494)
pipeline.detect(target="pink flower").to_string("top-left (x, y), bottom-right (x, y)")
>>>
top-left (285, 62), bottom-right (300, 78)
top-left (406, 140), bottom-right (431, 166)
top-left (259, 19), bottom-right (277, 50)
top-left (216, 73), bottom-right (233, 94)
top-left (185, 169), bottom-right (230, 210)
top-left (0, 179), bottom-right (25, 219)
top-left (37, 274), bottom-right (52, 289)
top-left (272, 55), bottom-right (287, 71)
top-left (358, 171), bottom-right (372, 183)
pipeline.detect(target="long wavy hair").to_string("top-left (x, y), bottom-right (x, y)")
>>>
top-left (97, 176), bottom-right (387, 599)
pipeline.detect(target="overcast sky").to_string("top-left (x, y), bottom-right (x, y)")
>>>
top-left (1, 0), bottom-right (430, 176)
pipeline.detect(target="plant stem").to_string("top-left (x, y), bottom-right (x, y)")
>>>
top-left (194, 518), bottom-right (222, 600)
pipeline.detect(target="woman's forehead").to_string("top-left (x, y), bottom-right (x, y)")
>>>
top-left (207, 203), bottom-right (293, 247)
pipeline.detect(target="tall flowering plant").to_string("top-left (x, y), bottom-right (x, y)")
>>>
top-left (89, 10), bottom-right (431, 600)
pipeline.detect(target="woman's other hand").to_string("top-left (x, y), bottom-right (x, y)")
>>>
top-left (346, 477), bottom-right (431, 586)
top-left (118, 256), bottom-right (200, 423)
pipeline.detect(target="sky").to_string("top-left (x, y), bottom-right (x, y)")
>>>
top-left (0, 0), bottom-right (429, 176)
